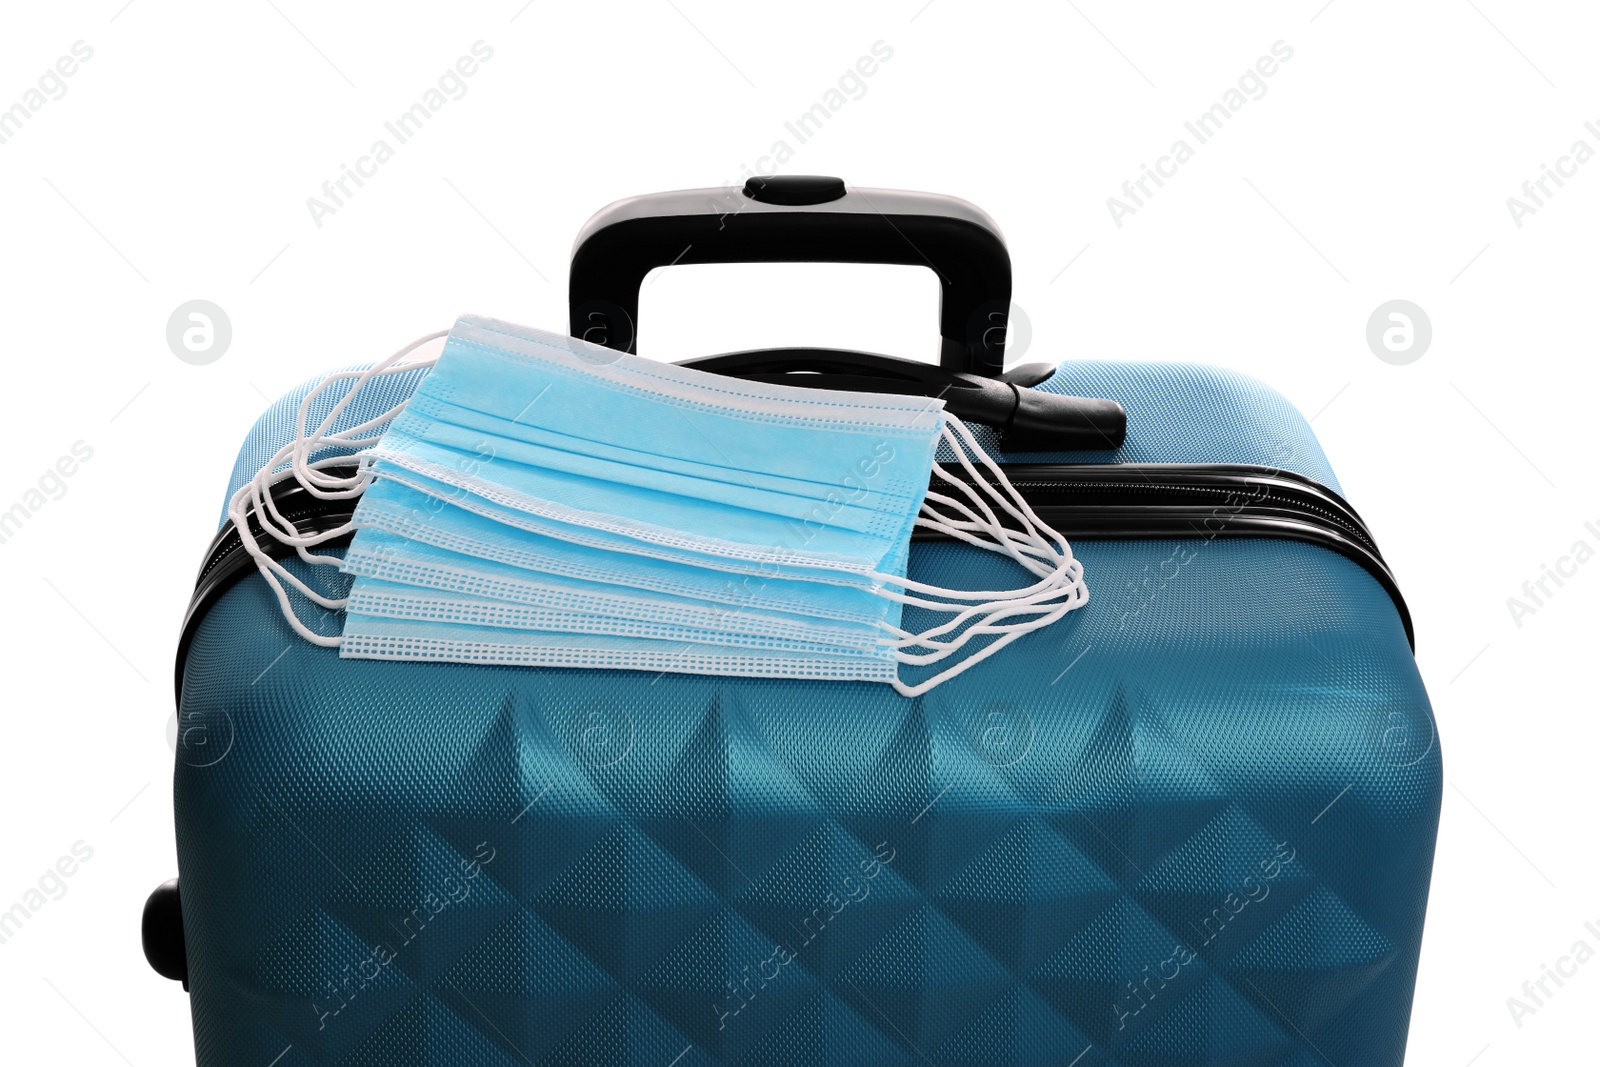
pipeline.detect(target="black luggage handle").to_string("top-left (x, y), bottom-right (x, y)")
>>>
top-left (569, 176), bottom-right (1014, 375)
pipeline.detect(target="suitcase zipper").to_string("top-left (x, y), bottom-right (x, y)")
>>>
top-left (175, 463), bottom-right (1411, 698)
top-left (920, 463), bottom-right (1410, 649)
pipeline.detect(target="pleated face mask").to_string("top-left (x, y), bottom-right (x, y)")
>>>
top-left (231, 315), bottom-right (1089, 696)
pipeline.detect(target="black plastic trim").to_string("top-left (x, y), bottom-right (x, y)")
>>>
top-left (678, 348), bottom-right (1126, 450)
top-left (174, 463), bottom-right (1412, 704)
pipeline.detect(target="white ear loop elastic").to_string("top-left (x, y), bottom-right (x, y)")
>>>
top-left (226, 331), bottom-right (448, 646)
top-left (876, 413), bottom-right (1089, 698)
top-left (230, 347), bottom-right (1088, 694)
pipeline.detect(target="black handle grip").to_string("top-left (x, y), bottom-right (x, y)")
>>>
top-left (679, 348), bottom-right (1126, 450)
top-left (569, 177), bottom-right (1014, 375)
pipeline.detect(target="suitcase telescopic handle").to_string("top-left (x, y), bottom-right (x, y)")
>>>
top-left (568, 176), bottom-right (1014, 375)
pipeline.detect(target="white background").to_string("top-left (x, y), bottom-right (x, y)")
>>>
top-left (0, 2), bottom-right (1595, 1064)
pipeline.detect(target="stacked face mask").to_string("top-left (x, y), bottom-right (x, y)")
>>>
top-left (238, 315), bottom-right (1088, 696)
top-left (340, 313), bottom-right (950, 686)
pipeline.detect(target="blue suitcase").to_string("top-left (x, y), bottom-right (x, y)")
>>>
top-left (147, 179), bottom-right (1440, 1066)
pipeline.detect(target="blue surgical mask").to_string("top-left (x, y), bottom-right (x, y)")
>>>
top-left (341, 531), bottom-right (890, 650)
top-left (234, 316), bottom-right (1090, 696)
top-left (355, 462), bottom-right (898, 602)
top-left (345, 579), bottom-right (888, 656)
top-left (346, 483), bottom-right (894, 630)
top-left (364, 318), bottom-right (944, 576)
top-left (339, 617), bottom-right (902, 685)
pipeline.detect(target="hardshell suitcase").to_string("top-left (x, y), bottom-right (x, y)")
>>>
top-left (150, 179), bottom-right (1440, 1067)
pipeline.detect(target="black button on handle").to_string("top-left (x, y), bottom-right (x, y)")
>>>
top-left (742, 175), bottom-right (846, 205)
